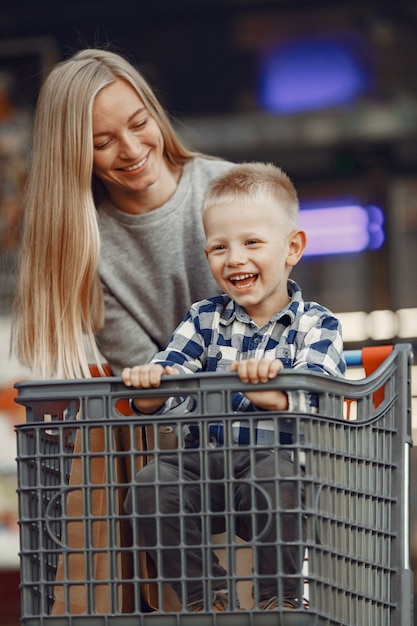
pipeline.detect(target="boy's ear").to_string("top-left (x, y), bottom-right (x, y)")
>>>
top-left (286, 229), bottom-right (307, 267)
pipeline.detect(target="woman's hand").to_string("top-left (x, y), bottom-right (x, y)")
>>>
top-left (121, 364), bottom-right (179, 413)
top-left (230, 358), bottom-right (288, 411)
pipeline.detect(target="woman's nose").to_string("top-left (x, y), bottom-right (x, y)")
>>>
top-left (119, 134), bottom-right (140, 159)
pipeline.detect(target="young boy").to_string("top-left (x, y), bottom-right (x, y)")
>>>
top-left (122, 162), bottom-right (346, 612)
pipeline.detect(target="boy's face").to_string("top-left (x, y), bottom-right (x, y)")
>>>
top-left (204, 199), bottom-right (305, 327)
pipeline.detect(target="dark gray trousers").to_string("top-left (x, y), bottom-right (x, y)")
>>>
top-left (125, 448), bottom-right (304, 605)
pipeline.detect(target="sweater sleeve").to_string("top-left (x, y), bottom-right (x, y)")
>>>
top-left (95, 282), bottom-right (161, 375)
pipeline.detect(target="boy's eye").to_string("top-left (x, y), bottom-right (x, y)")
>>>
top-left (208, 244), bottom-right (226, 254)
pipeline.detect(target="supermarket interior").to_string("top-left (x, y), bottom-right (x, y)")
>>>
top-left (1, 1), bottom-right (417, 624)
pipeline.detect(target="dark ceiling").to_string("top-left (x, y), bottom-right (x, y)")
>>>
top-left (1, 0), bottom-right (417, 112)
top-left (1, 0), bottom-right (417, 177)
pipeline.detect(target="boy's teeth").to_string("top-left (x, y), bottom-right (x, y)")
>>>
top-left (232, 274), bottom-right (255, 281)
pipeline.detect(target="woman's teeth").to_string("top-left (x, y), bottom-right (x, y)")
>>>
top-left (125, 156), bottom-right (147, 171)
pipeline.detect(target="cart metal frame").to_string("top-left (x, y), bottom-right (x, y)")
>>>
top-left (15, 343), bottom-right (414, 625)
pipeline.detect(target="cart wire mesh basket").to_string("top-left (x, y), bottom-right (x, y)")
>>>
top-left (15, 343), bottom-right (413, 626)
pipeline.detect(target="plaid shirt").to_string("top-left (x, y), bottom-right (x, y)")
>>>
top-left (147, 279), bottom-right (346, 445)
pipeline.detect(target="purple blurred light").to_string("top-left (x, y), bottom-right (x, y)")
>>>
top-left (299, 204), bottom-right (384, 256)
top-left (258, 38), bottom-right (369, 114)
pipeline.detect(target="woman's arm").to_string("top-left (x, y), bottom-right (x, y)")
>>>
top-left (95, 284), bottom-right (161, 375)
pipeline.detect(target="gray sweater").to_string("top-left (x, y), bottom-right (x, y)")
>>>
top-left (95, 156), bottom-right (233, 374)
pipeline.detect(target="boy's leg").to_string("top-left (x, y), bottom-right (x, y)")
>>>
top-left (124, 450), bottom-right (228, 606)
top-left (234, 449), bottom-right (304, 603)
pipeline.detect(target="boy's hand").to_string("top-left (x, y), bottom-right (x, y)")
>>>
top-left (121, 364), bottom-right (179, 413)
top-left (230, 358), bottom-right (289, 411)
top-left (122, 364), bottom-right (178, 388)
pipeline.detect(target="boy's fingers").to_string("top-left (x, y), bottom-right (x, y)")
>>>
top-left (130, 366), bottom-right (147, 388)
top-left (122, 364), bottom-right (164, 388)
top-left (235, 359), bottom-right (260, 382)
top-left (121, 367), bottom-right (133, 386)
top-left (146, 365), bottom-right (164, 387)
top-left (122, 364), bottom-right (180, 388)
top-left (246, 359), bottom-right (263, 381)
top-left (234, 359), bottom-right (283, 383)
top-left (269, 359), bottom-right (283, 377)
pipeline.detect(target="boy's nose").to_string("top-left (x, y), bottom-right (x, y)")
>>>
top-left (226, 248), bottom-right (246, 266)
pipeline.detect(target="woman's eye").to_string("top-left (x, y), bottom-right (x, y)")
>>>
top-left (133, 118), bottom-right (148, 130)
top-left (94, 140), bottom-right (110, 150)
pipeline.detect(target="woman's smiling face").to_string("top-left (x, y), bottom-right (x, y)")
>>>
top-left (92, 78), bottom-right (168, 210)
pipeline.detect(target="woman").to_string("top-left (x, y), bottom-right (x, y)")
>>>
top-left (12, 48), bottom-right (233, 378)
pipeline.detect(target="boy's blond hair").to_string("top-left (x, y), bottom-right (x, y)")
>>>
top-left (203, 162), bottom-right (299, 233)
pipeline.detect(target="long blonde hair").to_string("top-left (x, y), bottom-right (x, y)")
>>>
top-left (12, 48), bottom-right (197, 379)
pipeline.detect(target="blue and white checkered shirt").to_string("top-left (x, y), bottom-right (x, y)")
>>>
top-left (147, 279), bottom-right (346, 445)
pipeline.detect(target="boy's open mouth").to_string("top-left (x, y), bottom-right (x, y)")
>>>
top-left (229, 273), bottom-right (258, 289)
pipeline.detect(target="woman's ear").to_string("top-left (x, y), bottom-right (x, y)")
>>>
top-left (286, 229), bottom-right (307, 267)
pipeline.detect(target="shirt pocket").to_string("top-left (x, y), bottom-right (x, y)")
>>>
top-left (274, 345), bottom-right (296, 368)
top-left (206, 344), bottom-right (239, 371)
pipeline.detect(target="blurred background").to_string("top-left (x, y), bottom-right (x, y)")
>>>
top-left (0, 0), bottom-right (416, 623)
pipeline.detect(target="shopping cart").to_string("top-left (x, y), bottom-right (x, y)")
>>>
top-left (15, 343), bottom-right (413, 625)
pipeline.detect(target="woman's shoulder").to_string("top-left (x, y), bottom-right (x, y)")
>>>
top-left (186, 156), bottom-right (234, 182)
top-left (173, 157), bottom-right (234, 209)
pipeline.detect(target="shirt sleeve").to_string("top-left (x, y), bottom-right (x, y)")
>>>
top-left (291, 312), bottom-right (346, 376)
top-left (150, 308), bottom-right (209, 372)
top-left (147, 306), bottom-right (209, 413)
top-left (287, 312), bottom-right (345, 412)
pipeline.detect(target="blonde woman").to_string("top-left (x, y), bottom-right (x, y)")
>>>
top-left (12, 48), bottom-right (233, 379)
